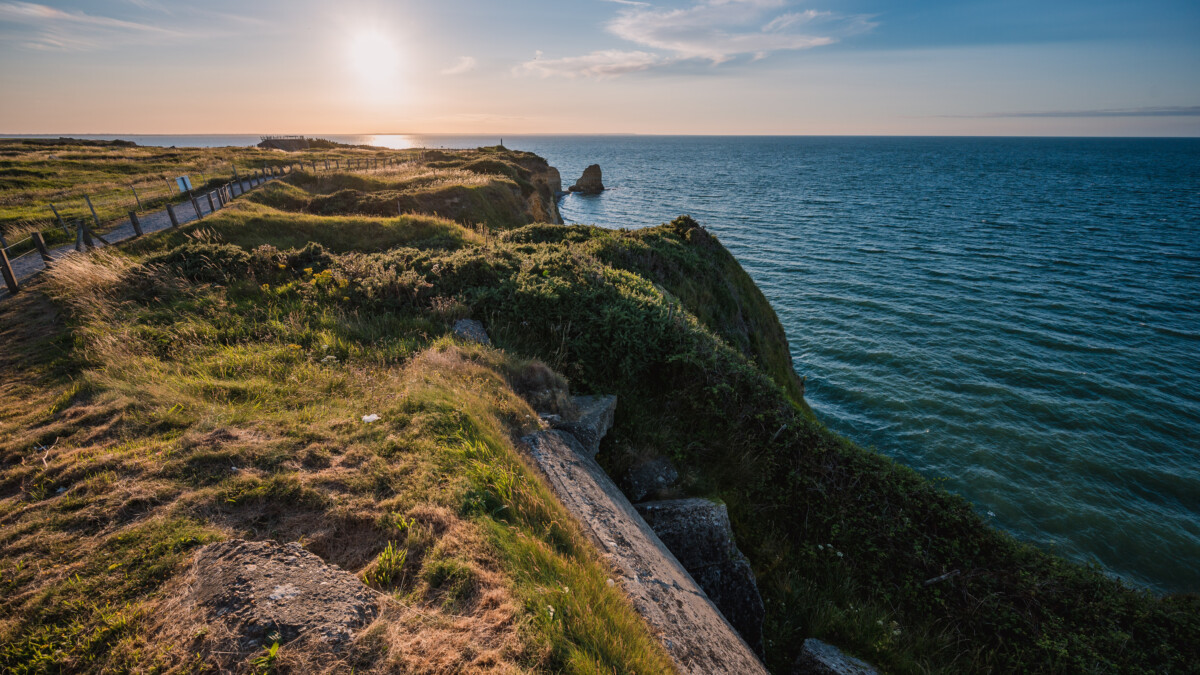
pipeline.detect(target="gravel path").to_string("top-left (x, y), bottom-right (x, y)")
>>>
top-left (1, 175), bottom-right (269, 301)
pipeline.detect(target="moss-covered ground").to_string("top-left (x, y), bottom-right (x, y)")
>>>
top-left (0, 144), bottom-right (1196, 673)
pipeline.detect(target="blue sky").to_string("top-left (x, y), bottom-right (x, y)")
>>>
top-left (1, 0), bottom-right (1197, 135)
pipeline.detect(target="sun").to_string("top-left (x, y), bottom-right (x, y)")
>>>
top-left (347, 30), bottom-right (400, 87)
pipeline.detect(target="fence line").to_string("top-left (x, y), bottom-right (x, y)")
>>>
top-left (1, 154), bottom-right (406, 297)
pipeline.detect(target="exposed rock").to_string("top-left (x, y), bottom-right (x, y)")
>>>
top-left (793, 639), bottom-right (880, 675)
top-left (519, 430), bottom-right (767, 674)
top-left (182, 539), bottom-right (377, 658)
top-left (568, 164), bottom-right (605, 194)
top-left (546, 166), bottom-right (563, 195)
top-left (624, 455), bottom-right (680, 502)
top-left (635, 498), bottom-right (765, 657)
top-left (547, 394), bottom-right (617, 458)
top-left (453, 318), bottom-right (491, 345)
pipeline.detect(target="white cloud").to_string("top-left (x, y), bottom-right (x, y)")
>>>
top-left (518, 0), bottom-right (874, 78)
top-left (0, 1), bottom-right (177, 33)
top-left (441, 56), bottom-right (478, 75)
top-left (0, 1), bottom-right (260, 51)
top-left (609, 0), bottom-right (867, 63)
top-left (515, 49), bottom-right (665, 79)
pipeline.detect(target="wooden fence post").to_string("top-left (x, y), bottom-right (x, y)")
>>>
top-left (217, 189), bottom-right (225, 208)
top-left (0, 246), bottom-right (18, 294)
top-left (207, 192), bottom-right (216, 212)
top-left (49, 203), bottom-right (69, 235)
top-left (78, 221), bottom-right (95, 249)
top-left (131, 185), bottom-right (143, 210)
top-left (84, 195), bottom-right (102, 230)
top-left (190, 194), bottom-right (203, 219)
top-left (32, 231), bottom-right (52, 264)
top-left (166, 203), bottom-right (179, 228)
top-left (129, 211), bottom-right (143, 237)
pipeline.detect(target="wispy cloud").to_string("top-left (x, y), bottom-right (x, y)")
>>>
top-left (0, 1), bottom-right (262, 51)
top-left (441, 56), bottom-right (478, 76)
top-left (518, 0), bottom-right (873, 78)
top-left (953, 106), bottom-right (1200, 118)
top-left (516, 49), bottom-right (665, 79)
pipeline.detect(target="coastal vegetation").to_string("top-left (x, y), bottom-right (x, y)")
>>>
top-left (0, 141), bottom-right (1196, 673)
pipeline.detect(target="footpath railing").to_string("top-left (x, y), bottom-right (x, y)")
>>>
top-left (0, 156), bottom-right (395, 298)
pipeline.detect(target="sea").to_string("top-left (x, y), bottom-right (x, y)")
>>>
top-left (17, 133), bottom-right (1199, 594)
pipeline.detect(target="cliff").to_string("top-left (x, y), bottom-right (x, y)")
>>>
top-left (0, 145), bottom-right (1195, 674)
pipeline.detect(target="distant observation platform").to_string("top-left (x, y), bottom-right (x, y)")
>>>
top-left (258, 135), bottom-right (310, 152)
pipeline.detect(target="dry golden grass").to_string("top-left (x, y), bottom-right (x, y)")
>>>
top-left (0, 266), bottom-right (674, 673)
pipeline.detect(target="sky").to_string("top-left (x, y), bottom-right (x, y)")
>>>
top-left (0, 0), bottom-right (1198, 136)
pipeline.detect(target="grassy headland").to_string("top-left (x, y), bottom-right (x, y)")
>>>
top-left (0, 142), bottom-right (1196, 673)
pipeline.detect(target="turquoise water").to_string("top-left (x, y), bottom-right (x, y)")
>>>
top-left (20, 133), bottom-right (1200, 592)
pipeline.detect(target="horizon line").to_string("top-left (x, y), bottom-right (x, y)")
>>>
top-left (3, 132), bottom-right (1199, 139)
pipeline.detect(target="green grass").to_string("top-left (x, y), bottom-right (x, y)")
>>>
top-left (1, 144), bottom-right (1195, 674)
top-left (0, 137), bottom-right (419, 255)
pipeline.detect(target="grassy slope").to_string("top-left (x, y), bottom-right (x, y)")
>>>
top-left (0, 149), bottom-right (675, 673)
top-left (0, 138), bottom-right (416, 255)
top-left (1, 146), bottom-right (1196, 673)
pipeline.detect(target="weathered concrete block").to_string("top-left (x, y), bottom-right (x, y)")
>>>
top-left (793, 638), bottom-right (879, 675)
top-left (635, 498), bottom-right (765, 657)
top-left (549, 394), bottom-right (616, 458)
top-left (184, 540), bottom-right (377, 654)
top-left (518, 430), bottom-right (768, 674)
top-left (624, 455), bottom-right (680, 502)
top-left (452, 318), bottom-right (491, 345)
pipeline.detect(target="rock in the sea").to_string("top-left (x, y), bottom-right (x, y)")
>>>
top-left (793, 638), bottom-right (880, 675)
top-left (568, 164), bottom-right (605, 194)
top-left (184, 540), bottom-right (377, 655)
top-left (453, 318), bottom-right (491, 345)
top-left (624, 455), bottom-right (679, 502)
top-left (548, 394), bottom-right (617, 458)
top-left (635, 498), bottom-right (766, 657)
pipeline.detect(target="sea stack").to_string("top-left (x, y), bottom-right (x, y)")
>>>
top-left (569, 164), bottom-right (605, 194)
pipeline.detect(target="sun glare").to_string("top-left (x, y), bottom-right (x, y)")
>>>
top-left (347, 30), bottom-right (401, 88)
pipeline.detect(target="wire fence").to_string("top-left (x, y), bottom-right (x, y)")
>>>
top-left (1, 155), bottom-right (402, 297)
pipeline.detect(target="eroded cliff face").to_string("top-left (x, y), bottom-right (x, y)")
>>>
top-left (511, 155), bottom-right (564, 224)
